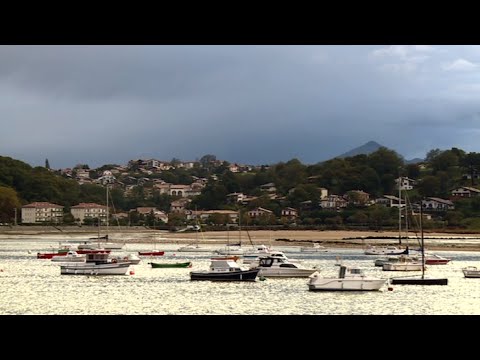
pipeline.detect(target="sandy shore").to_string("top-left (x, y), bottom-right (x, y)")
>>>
top-left (2, 227), bottom-right (480, 251)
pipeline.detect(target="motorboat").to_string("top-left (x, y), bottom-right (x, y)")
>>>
top-left (463, 266), bottom-right (480, 278)
top-left (246, 251), bottom-right (297, 266)
top-left (252, 255), bottom-right (316, 278)
top-left (308, 266), bottom-right (387, 291)
top-left (60, 252), bottom-right (131, 275)
top-left (382, 255), bottom-right (423, 271)
top-left (424, 254), bottom-right (451, 265)
top-left (374, 255), bottom-right (419, 267)
top-left (51, 251), bottom-right (86, 263)
top-left (190, 260), bottom-right (259, 281)
top-left (242, 245), bottom-right (274, 264)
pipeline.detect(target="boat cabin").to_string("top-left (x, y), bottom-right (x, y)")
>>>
top-left (86, 252), bottom-right (110, 264)
top-left (209, 260), bottom-right (242, 272)
top-left (258, 256), bottom-right (298, 268)
top-left (339, 266), bottom-right (364, 278)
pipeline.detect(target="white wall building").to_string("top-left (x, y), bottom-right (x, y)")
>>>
top-left (22, 202), bottom-right (64, 224)
top-left (71, 203), bottom-right (107, 224)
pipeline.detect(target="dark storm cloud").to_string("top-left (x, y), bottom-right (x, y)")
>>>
top-left (1, 45), bottom-right (480, 168)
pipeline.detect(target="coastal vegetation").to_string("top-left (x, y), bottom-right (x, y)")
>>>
top-left (1, 146), bottom-right (480, 231)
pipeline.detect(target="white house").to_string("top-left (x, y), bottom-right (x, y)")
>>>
top-left (451, 186), bottom-right (480, 198)
top-left (395, 177), bottom-right (416, 191)
top-left (320, 195), bottom-right (348, 210)
top-left (170, 198), bottom-right (192, 213)
top-left (375, 195), bottom-right (405, 208)
top-left (226, 192), bottom-right (245, 203)
top-left (135, 207), bottom-right (168, 223)
top-left (186, 210), bottom-right (238, 223)
top-left (76, 168), bottom-right (90, 179)
top-left (260, 183), bottom-right (276, 193)
top-left (281, 207), bottom-right (298, 219)
top-left (96, 170), bottom-right (116, 185)
top-left (319, 188), bottom-right (328, 199)
top-left (248, 207), bottom-right (274, 218)
top-left (422, 197), bottom-right (454, 211)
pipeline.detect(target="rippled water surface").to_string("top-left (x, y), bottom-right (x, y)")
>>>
top-left (1, 237), bottom-right (480, 314)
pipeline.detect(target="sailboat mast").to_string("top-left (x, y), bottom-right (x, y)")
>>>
top-left (106, 185), bottom-right (109, 238)
top-left (238, 210), bottom-right (242, 246)
top-left (405, 194), bottom-right (408, 234)
top-left (195, 206), bottom-right (198, 246)
top-left (398, 176), bottom-right (402, 246)
top-left (420, 199), bottom-right (425, 279)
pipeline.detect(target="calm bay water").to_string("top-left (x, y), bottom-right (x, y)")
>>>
top-left (1, 236), bottom-right (480, 315)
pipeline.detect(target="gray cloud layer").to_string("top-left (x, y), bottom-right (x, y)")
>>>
top-left (1, 45), bottom-right (480, 168)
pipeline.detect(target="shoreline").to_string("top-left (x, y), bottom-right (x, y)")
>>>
top-left (2, 228), bottom-right (480, 251)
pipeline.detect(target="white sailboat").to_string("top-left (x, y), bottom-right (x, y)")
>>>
top-left (390, 202), bottom-right (448, 286)
top-left (215, 213), bottom-right (244, 255)
top-left (365, 176), bottom-right (409, 256)
top-left (79, 185), bottom-right (125, 250)
top-left (177, 212), bottom-right (211, 252)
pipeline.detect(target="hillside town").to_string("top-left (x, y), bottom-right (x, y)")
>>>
top-left (7, 147), bottom-right (480, 232)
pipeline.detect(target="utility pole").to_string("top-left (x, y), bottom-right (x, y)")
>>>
top-left (14, 207), bottom-right (17, 226)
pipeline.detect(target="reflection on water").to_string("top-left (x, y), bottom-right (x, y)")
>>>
top-left (1, 237), bottom-right (480, 314)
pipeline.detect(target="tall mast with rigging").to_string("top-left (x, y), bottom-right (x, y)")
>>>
top-left (398, 176), bottom-right (402, 246)
top-left (420, 198), bottom-right (425, 280)
top-left (106, 185), bottom-right (109, 239)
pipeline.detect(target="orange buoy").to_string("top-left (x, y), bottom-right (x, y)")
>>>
top-left (129, 270), bottom-right (135, 275)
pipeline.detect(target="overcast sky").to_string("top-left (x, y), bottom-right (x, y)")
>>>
top-left (1, 45), bottom-right (480, 168)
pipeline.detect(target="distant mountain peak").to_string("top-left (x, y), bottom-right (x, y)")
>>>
top-left (337, 141), bottom-right (384, 158)
top-left (406, 157), bottom-right (424, 164)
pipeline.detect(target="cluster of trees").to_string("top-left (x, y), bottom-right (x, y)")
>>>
top-left (2, 146), bottom-right (480, 229)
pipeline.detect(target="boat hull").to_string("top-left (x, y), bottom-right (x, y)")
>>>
top-left (258, 268), bottom-right (317, 278)
top-left (150, 261), bottom-right (192, 268)
top-left (365, 249), bottom-right (407, 256)
top-left (215, 249), bottom-right (244, 255)
top-left (382, 263), bottom-right (423, 271)
top-left (425, 259), bottom-right (450, 265)
top-left (78, 243), bottom-right (124, 250)
top-left (463, 269), bottom-right (480, 278)
top-left (138, 251), bottom-right (165, 256)
top-left (51, 256), bottom-right (86, 262)
top-left (37, 252), bottom-right (68, 259)
top-left (300, 248), bottom-right (328, 253)
top-left (390, 277), bottom-right (448, 285)
top-left (308, 278), bottom-right (386, 291)
top-left (60, 262), bottom-right (131, 275)
top-left (177, 246), bottom-right (212, 253)
top-left (190, 269), bottom-right (259, 281)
